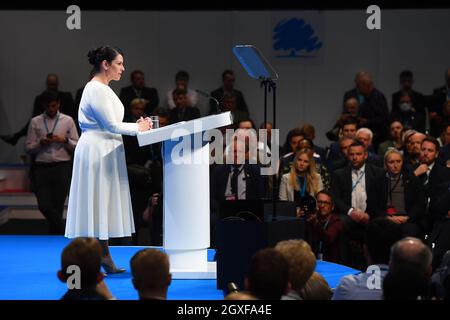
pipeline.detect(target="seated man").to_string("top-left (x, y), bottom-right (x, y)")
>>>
top-left (332, 218), bottom-right (402, 300)
top-left (326, 117), bottom-right (358, 168)
top-left (275, 239), bottom-right (316, 300)
top-left (331, 141), bottom-right (386, 270)
top-left (327, 97), bottom-right (360, 141)
top-left (403, 131), bottom-right (426, 172)
top-left (168, 88), bottom-right (201, 124)
top-left (245, 248), bottom-right (289, 300)
top-left (221, 92), bottom-right (249, 126)
top-left (355, 127), bottom-right (383, 167)
top-left (58, 238), bottom-right (114, 300)
top-left (165, 70), bottom-right (198, 109)
top-left (130, 249), bottom-right (171, 300)
top-left (305, 190), bottom-right (344, 263)
top-left (119, 70), bottom-right (159, 116)
top-left (210, 69), bottom-right (249, 115)
top-left (382, 149), bottom-right (427, 238)
top-left (378, 120), bottom-right (404, 157)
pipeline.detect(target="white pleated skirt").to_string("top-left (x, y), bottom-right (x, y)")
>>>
top-left (65, 130), bottom-right (135, 240)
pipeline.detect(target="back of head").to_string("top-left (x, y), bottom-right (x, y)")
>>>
top-left (60, 238), bottom-right (102, 288)
top-left (274, 239), bottom-right (316, 293)
top-left (365, 218), bottom-right (403, 265)
top-left (299, 272), bottom-right (332, 300)
top-left (247, 248), bottom-right (289, 300)
top-left (383, 266), bottom-right (429, 300)
top-left (130, 249), bottom-right (171, 295)
top-left (390, 237), bottom-right (433, 277)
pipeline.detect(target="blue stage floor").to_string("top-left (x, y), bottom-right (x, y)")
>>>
top-left (0, 236), bottom-right (359, 300)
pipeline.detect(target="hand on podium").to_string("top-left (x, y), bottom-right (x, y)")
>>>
top-left (137, 116), bottom-right (152, 131)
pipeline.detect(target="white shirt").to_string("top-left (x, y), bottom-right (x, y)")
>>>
top-left (224, 165), bottom-right (246, 200)
top-left (350, 164), bottom-right (367, 213)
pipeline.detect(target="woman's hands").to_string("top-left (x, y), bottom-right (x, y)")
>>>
top-left (137, 116), bottom-right (152, 132)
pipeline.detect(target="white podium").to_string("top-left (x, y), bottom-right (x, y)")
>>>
top-left (137, 112), bottom-right (233, 279)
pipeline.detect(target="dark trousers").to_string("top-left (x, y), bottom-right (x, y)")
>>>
top-left (339, 214), bottom-right (368, 271)
top-left (33, 161), bottom-right (71, 235)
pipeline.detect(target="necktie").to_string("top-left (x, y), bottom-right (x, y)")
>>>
top-left (231, 166), bottom-right (240, 197)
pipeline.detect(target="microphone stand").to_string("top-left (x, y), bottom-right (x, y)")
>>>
top-left (260, 78), bottom-right (277, 221)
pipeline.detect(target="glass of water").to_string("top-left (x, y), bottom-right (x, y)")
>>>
top-left (150, 116), bottom-right (159, 129)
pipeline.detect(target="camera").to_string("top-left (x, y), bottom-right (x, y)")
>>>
top-left (297, 194), bottom-right (317, 216)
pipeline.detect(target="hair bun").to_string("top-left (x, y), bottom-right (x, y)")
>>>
top-left (87, 47), bottom-right (102, 66)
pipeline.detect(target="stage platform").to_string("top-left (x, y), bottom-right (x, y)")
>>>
top-left (0, 236), bottom-right (359, 300)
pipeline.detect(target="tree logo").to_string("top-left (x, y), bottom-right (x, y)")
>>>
top-left (273, 18), bottom-right (323, 58)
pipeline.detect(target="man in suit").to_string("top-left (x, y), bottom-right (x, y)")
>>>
top-left (414, 137), bottom-right (450, 234)
top-left (391, 70), bottom-right (426, 132)
top-left (326, 117), bottom-right (358, 170)
top-left (355, 127), bottom-right (383, 167)
top-left (168, 88), bottom-right (201, 124)
top-left (119, 70), bottom-right (159, 117)
top-left (382, 149), bottom-right (427, 238)
top-left (209, 69), bottom-right (249, 115)
top-left (331, 141), bottom-right (386, 269)
top-left (1, 74), bottom-right (76, 145)
top-left (343, 71), bottom-right (389, 150)
top-left (430, 68), bottom-right (450, 137)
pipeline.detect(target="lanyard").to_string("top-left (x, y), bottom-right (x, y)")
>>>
top-left (352, 170), bottom-right (365, 192)
top-left (43, 112), bottom-right (60, 134)
top-left (297, 175), bottom-right (307, 198)
top-left (388, 174), bottom-right (402, 206)
top-left (318, 216), bottom-right (331, 259)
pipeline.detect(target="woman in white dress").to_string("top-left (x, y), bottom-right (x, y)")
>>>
top-left (65, 46), bottom-right (152, 273)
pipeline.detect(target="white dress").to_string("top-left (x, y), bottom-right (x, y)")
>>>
top-left (65, 81), bottom-right (138, 240)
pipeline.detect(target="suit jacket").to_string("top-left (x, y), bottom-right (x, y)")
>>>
top-left (380, 171), bottom-right (427, 221)
top-left (418, 163), bottom-right (450, 219)
top-left (211, 164), bottom-right (265, 202)
top-left (209, 88), bottom-right (248, 115)
top-left (169, 106), bottom-right (201, 124)
top-left (343, 88), bottom-right (389, 145)
top-left (119, 85), bottom-right (159, 115)
top-left (331, 163), bottom-right (386, 219)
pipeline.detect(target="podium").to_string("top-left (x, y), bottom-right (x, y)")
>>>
top-left (137, 112), bottom-right (233, 279)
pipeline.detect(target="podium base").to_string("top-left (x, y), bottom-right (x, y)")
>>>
top-left (171, 262), bottom-right (217, 279)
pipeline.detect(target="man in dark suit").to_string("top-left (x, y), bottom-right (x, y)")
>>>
top-left (414, 137), bottom-right (450, 233)
top-left (331, 141), bottom-right (386, 269)
top-left (119, 70), bottom-right (159, 117)
top-left (209, 69), bottom-right (249, 115)
top-left (429, 68), bottom-right (450, 137)
top-left (391, 70), bottom-right (426, 132)
top-left (1, 74), bottom-right (76, 145)
top-left (169, 88), bottom-right (201, 124)
top-left (343, 71), bottom-right (389, 150)
top-left (381, 149), bottom-right (427, 238)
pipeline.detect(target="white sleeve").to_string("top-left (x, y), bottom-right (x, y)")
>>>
top-left (89, 86), bottom-right (138, 136)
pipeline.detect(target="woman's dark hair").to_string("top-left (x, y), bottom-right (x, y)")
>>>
top-left (87, 46), bottom-right (124, 72)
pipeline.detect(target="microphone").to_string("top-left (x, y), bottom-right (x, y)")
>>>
top-left (195, 89), bottom-right (222, 113)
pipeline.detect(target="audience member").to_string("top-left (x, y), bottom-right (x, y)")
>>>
top-left (306, 190), bottom-right (344, 263)
top-left (58, 238), bottom-right (114, 300)
top-left (333, 217), bottom-right (402, 300)
top-left (119, 70), bottom-right (159, 116)
top-left (165, 70), bottom-right (198, 110)
top-left (326, 117), bottom-right (358, 168)
top-left (391, 70), bottom-right (426, 132)
top-left (274, 239), bottom-right (316, 300)
top-left (403, 131), bottom-right (426, 172)
top-left (245, 248), bottom-right (289, 300)
top-left (382, 149), bottom-right (427, 238)
top-left (299, 272), bottom-right (332, 300)
top-left (130, 249), bottom-right (171, 300)
top-left (210, 69), bottom-right (248, 115)
top-left (378, 120), bottom-right (404, 157)
top-left (343, 71), bottom-right (389, 149)
top-left (220, 92), bottom-right (249, 125)
top-left (168, 88), bottom-right (201, 124)
top-left (355, 127), bottom-right (383, 166)
top-left (430, 68), bottom-right (450, 137)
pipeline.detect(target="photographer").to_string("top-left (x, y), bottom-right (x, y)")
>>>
top-left (305, 190), bottom-right (344, 263)
top-left (279, 149), bottom-right (323, 216)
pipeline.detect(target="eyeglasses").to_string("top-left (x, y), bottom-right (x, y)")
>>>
top-left (317, 200), bottom-right (332, 205)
